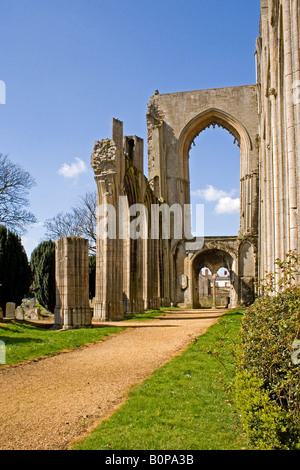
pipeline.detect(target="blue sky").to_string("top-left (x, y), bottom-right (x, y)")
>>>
top-left (0, 0), bottom-right (261, 257)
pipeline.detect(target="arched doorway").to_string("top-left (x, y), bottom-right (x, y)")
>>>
top-left (191, 248), bottom-right (237, 309)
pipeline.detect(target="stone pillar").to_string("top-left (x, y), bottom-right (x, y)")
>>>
top-left (91, 119), bottom-right (125, 321)
top-left (212, 274), bottom-right (217, 309)
top-left (282, 0), bottom-right (298, 253)
top-left (54, 237), bottom-right (91, 330)
top-left (292, 0), bottom-right (300, 255)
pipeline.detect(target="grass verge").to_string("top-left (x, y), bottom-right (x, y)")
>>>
top-left (72, 309), bottom-right (248, 450)
top-left (124, 308), bottom-right (168, 321)
top-left (0, 321), bottom-right (125, 366)
top-left (0, 309), bottom-right (167, 367)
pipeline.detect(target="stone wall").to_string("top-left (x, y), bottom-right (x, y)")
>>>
top-left (91, 119), bottom-right (161, 321)
top-left (257, 0), bottom-right (300, 281)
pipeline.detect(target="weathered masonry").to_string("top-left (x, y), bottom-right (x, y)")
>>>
top-left (146, 85), bottom-right (259, 310)
top-left (91, 120), bottom-right (161, 321)
top-left (90, 86), bottom-right (259, 319)
top-left (54, 0), bottom-right (300, 324)
top-left (256, 0), bottom-right (300, 283)
top-left (54, 237), bottom-right (91, 329)
top-left (88, 0), bottom-right (300, 320)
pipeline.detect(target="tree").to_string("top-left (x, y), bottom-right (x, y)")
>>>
top-left (30, 241), bottom-right (56, 313)
top-left (0, 225), bottom-right (31, 313)
top-left (44, 191), bottom-right (97, 252)
top-left (0, 153), bottom-right (37, 234)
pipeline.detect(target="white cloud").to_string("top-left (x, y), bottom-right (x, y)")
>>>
top-left (214, 196), bottom-right (240, 214)
top-left (58, 158), bottom-right (87, 179)
top-left (192, 185), bottom-right (239, 215)
top-left (192, 185), bottom-right (236, 202)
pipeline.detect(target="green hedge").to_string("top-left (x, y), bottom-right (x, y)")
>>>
top-left (235, 370), bottom-right (298, 450)
top-left (235, 286), bottom-right (300, 449)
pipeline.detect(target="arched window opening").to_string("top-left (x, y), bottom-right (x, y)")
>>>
top-left (189, 126), bottom-right (240, 237)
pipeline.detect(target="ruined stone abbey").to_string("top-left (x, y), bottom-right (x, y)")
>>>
top-left (54, 0), bottom-right (300, 327)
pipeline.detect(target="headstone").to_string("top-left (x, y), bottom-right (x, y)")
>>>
top-left (0, 340), bottom-right (5, 365)
top-left (15, 306), bottom-right (24, 320)
top-left (5, 302), bottom-right (16, 319)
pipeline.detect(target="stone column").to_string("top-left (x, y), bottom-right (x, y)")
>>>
top-left (91, 119), bottom-right (125, 321)
top-left (269, 8), bottom-right (281, 281)
top-left (54, 237), bottom-right (91, 330)
top-left (291, 0), bottom-right (300, 254)
top-left (212, 274), bottom-right (217, 309)
top-left (282, 0), bottom-right (298, 252)
top-left (184, 254), bottom-right (194, 309)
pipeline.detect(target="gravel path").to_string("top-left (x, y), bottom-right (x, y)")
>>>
top-left (0, 309), bottom-right (226, 450)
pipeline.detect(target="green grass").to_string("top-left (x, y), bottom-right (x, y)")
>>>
top-left (0, 321), bottom-right (125, 366)
top-left (0, 309), bottom-right (172, 366)
top-left (124, 309), bottom-right (168, 321)
top-left (73, 309), bottom-right (248, 451)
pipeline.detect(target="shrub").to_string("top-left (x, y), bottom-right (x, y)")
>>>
top-left (235, 252), bottom-right (300, 449)
top-left (235, 371), bottom-right (298, 450)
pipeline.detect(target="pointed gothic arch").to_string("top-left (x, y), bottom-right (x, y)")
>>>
top-left (178, 107), bottom-right (253, 182)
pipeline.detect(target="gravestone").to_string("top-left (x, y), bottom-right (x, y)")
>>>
top-left (5, 302), bottom-right (15, 319)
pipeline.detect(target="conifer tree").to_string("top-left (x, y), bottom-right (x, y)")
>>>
top-left (0, 225), bottom-right (31, 313)
top-left (30, 241), bottom-right (56, 313)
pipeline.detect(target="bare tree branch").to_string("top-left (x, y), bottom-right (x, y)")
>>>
top-left (44, 191), bottom-right (97, 252)
top-left (0, 153), bottom-right (37, 234)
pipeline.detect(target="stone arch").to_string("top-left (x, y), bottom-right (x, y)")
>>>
top-left (192, 248), bottom-right (234, 275)
top-left (147, 86), bottom-right (259, 240)
top-left (176, 107), bottom-right (258, 238)
top-left (178, 107), bottom-right (253, 199)
top-left (191, 248), bottom-right (237, 308)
